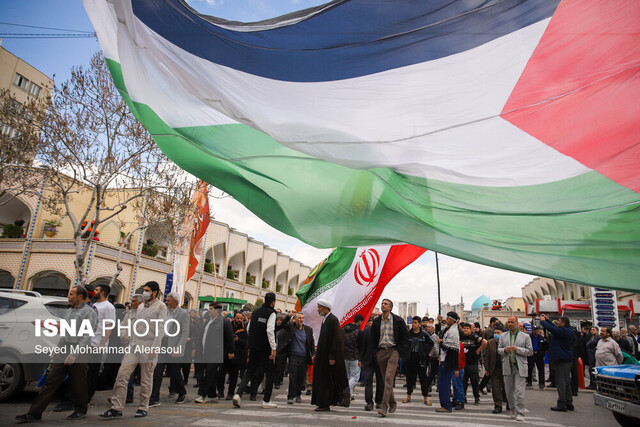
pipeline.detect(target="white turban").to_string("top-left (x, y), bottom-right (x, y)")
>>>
top-left (316, 298), bottom-right (332, 310)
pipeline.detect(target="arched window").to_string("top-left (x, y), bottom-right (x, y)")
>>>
top-left (31, 271), bottom-right (71, 297)
top-left (0, 270), bottom-right (15, 289)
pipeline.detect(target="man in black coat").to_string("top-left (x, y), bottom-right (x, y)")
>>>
top-left (217, 311), bottom-right (248, 399)
top-left (233, 293), bottom-right (278, 408)
top-left (360, 316), bottom-right (384, 411)
top-left (312, 299), bottom-right (350, 411)
top-left (195, 302), bottom-right (235, 403)
top-left (403, 316), bottom-right (435, 405)
top-left (279, 312), bottom-right (315, 404)
top-left (371, 299), bottom-right (410, 417)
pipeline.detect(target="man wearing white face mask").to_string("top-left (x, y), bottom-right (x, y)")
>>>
top-left (101, 281), bottom-right (168, 419)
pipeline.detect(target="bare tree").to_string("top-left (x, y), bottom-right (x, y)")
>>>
top-left (0, 52), bottom-right (197, 285)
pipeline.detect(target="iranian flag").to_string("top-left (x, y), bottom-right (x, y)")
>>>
top-left (296, 244), bottom-right (426, 341)
top-left (84, 0), bottom-right (640, 292)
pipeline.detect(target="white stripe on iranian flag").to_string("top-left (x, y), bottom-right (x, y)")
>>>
top-left (302, 245), bottom-right (392, 343)
top-left (86, 1), bottom-right (589, 186)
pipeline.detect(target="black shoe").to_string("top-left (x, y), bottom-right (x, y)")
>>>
top-left (193, 383), bottom-right (200, 388)
top-left (176, 394), bottom-right (186, 404)
top-left (250, 395), bottom-right (257, 401)
top-left (365, 403), bottom-right (373, 411)
top-left (134, 409), bottom-right (147, 418)
top-left (53, 401), bottom-right (74, 412)
top-left (550, 406), bottom-right (567, 412)
top-left (66, 411), bottom-right (86, 421)
top-left (474, 397), bottom-right (480, 405)
top-left (16, 413), bottom-right (41, 422)
top-left (100, 409), bottom-right (123, 419)
top-left (295, 396), bottom-right (302, 403)
top-left (454, 403), bottom-right (464, 410)
top-left (492, 407), bottom-right (502, 414)
top-left (526, 382), bottom-right (532, 387)
top-left (306, 389), bottom-right (312, 395)
top-left (375, 404), bottom-right (381, 409)
top-left (567, 405), bottom-right (575, 411)
top-left (274, 384), bottom-right (280, 389)
top-left (148, 400), bottom-right (161, 407)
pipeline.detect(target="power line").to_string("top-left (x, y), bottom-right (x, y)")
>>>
top-left (0, 21), bottom-right (94, 33)
top-left (0, 33), bottom-right (96, 39)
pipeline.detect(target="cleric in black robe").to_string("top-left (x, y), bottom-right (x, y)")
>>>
top-left (311, 299), bottom-right (350, 411)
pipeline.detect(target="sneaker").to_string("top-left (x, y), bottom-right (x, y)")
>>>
top-left (515, 414), bottom-right (525, 422)
top-left (232, 394), bottom-right (241, 408)
top-left (550, 406), bottom-right (567, 412)
top-left (375, 404), bottom-right (381, 409)
top-left (377, 409), bottom-right (387, 417)
top-left (261, 401), bottom-right (277, 408)
top-left (16, 413), bottom-right (42, 422)
top-left (287, 398), bottom-right (294, 404)
top-left (148, 400), bottom-right (161, 407)
top-left (195, 395), bottom-right (207, 404)
top-left (175, 394), bottom-right (186, 404)
top-left (66, 411), bottom-right (86, 420)
top-left (492, 407), bottom-right (502, 414)
top-left (134, 409), bottom-right (147, 418)
top-left (510, 409), bottom-right (517, 419)
top-left (454, 403), bottom-right (464, 410)
top-left (306, 389), bottom-right (312, 395)
top-left (526, 382), bottom-right (532, 387)
top-left (168, 392), bottom-right (177, 398)
top-left (249, 395), bottom-right (257, 401)
top-left (364, 403), bottom-right (373, 411)
top-left (474, 397), bottom-right (480, 405)
top-left (295, 396), bottom-right (302, 403)
top-left (99, 409), bottom-right (122, 419)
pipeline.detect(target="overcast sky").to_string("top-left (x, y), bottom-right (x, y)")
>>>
top-left (0, 0), bottom-right (537, 315)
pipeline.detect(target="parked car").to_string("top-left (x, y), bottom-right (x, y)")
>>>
top-left (0, 289), bottom-right (70, 401)
top-left (593, 364), bottom-right (640, 427)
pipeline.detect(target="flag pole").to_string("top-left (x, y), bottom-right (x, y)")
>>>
top-left (435, 252), bottom-right (441, 315)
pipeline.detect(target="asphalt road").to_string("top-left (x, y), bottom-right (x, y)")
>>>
top-left (0, 378), bottom-right (617, 426)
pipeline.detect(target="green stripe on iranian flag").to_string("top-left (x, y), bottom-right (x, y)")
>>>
top-left (105, 59), bottom-right (640, 292)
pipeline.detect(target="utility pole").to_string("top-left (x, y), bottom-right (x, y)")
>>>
top-left (435, 252), bottom-right (442, 315)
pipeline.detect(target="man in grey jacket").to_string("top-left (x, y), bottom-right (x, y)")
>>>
top-left (498, 316), bottom-right (533, 422)
top-left (150, 292), bottom-right (190, 405)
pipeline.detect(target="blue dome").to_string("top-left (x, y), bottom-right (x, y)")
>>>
top-left (472, 295), bottom-right (492, 311)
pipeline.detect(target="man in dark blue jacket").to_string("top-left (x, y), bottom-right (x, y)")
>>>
top-left (540, 314), bottom-right (573, 412)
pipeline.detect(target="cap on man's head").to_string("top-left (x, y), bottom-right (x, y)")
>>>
top-left (446, 311), bottom-right (460, 321)
top-left (264, 292), bottom-right (276, 304)
top-left (317, 298), bottom-right (332, 310)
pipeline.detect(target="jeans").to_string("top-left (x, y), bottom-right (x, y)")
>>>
top-left (453, 370), bottom-right (464, 404)
top-left (345, 359), bottom-right (360, 397)
top-left (437, 363), bottom-right (454, 411)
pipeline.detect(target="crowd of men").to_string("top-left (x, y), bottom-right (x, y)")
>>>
top-left (15, 283), bottom-right (640, 423)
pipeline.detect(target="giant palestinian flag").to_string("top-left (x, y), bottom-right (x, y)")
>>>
top-left (83, 0), bottom-right (640, 291)
top-left (296, 244), bottom-right (426, 341)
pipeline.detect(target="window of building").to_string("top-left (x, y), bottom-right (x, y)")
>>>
top-left (13, 73), bottom-right (29, 90)
top-left (1, 123), bottom-right (16, 137)
top-left (27, 81), bottom-right (41, 97)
